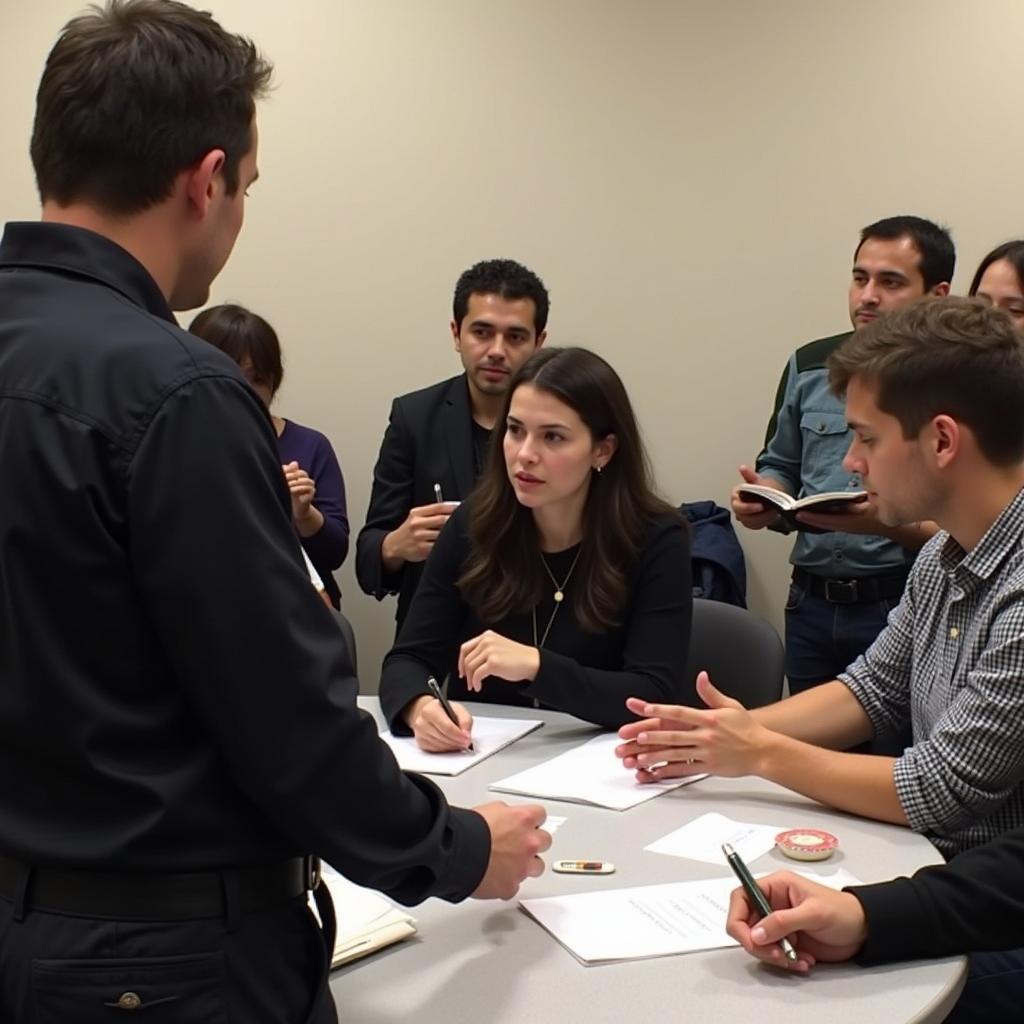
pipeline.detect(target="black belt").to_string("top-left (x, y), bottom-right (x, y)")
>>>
top-left (792, 567), bottom-right (909, 605)
top-left (0, 854), bottom-right (321, 921)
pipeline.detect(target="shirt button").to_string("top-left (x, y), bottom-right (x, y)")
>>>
top-left (834, 551), bottom-right (845, 561)
top-left (116, 992), bottom-right (142, 1010)
top-left (818, 422), bottom-right (827, 432)
top-left (950, 627), bottom-right (960, 639)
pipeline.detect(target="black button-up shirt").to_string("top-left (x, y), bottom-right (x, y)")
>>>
top-left (0, 222), bottom-right (488, 903)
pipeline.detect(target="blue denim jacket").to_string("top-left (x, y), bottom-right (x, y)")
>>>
top-left (755, 332), bottom-right (911, 577)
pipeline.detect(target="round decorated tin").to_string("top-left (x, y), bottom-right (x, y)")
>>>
top-left (775, 828), bottom-right (839, 861)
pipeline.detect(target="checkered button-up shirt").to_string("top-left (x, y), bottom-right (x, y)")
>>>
top-left (840, 486), bottom-right (1024, 856)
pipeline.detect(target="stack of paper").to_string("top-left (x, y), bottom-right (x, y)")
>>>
top-left (490, 733), bottom-right (705, 810)
top-left (380, 717), bottom-right (543, 776)
top-left (321, 865), bottom-right (417, 968)
top-left (520, 868), bottom-right (861, 965)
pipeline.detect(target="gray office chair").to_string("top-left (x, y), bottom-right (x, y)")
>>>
top-left (684, 598), bottom-right (784, 709)
top-left (332, 607), bottom-right (359, 678)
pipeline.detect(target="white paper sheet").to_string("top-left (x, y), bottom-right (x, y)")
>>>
top-left (380, 717), bottom-right (543, 776)
top-left (489, 733), bottom-right (706, 810)
top-left (520, 868), bottom-right (862, 965)
top-left (645, 812), bottom-right (792, 865)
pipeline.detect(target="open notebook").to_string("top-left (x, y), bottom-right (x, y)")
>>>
top-left (319, 865), bottom-right (417, 968)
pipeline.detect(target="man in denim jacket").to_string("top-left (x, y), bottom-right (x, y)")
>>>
top-left (731, 216), bottom-right (951, 694)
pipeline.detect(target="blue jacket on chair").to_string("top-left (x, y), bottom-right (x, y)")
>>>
top-left (680, 501), bottom-right (747, 608)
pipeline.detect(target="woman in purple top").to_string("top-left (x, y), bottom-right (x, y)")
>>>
top-left (189, 305), bottom-right (349, 608)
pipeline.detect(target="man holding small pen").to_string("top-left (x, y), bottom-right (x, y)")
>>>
top-left (356, 259), bottom-right (549, 635)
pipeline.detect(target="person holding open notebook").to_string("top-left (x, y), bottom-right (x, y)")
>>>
top-left (731, 216), bottom-right (949, 695)
top-left (379, 346), bottom-right (692, 752)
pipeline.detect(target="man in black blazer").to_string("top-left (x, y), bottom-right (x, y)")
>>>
top-left (357, 259), bottom-right (549, 633)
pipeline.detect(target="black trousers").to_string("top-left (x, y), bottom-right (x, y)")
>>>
top-left (0, 889), bottom-right (338, 1023)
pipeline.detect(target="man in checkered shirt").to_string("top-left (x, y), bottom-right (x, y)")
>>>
top-left (617, 296), bottom-right (1024, 859)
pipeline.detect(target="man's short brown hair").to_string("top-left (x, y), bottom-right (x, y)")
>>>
top-left (828, 297), bottom-right (1024, 466)
top-left (31, 0), bottom-right (272, 215)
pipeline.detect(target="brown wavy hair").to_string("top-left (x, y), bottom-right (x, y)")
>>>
top-left (458, 347), bottom-right (682, 632)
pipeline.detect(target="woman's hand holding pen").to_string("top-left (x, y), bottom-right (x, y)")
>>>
top-left (405, 694), bottom-right (474, 752)
top-left (458, 631), bottom-right (540, 693)
top-left (725, 871), bottom-right (868, 972)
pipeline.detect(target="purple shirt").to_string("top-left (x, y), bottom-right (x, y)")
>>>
top-left (278, 419), bottom-right (348, 607)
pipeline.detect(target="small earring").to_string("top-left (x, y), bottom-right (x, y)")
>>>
top-left (595, 464), bottom-right (603, 474)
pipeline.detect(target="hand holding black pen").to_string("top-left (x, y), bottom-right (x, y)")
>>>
top-left (427, 676), bottom-right (475, 752)
top-left (722, 843), bottom-right (799, 964)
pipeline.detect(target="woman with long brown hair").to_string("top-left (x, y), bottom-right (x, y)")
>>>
top-left (379, 346), bottom-right (693, 751)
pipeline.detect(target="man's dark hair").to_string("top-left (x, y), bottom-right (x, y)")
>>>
top-left (968, 240), bottom-right (1024, 299)
top-left (452, 259), bottom-right (550, 335)
top-left (189, 304), bottom-right (284, 396)
top-left (854, 216), bottom-right (955, 292)
top-left (31, 0), bottom-right (273, 215)
top-left (828, 297), bottom-right (1024, 466)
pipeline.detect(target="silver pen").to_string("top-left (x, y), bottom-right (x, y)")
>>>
top-left (433, 482), bottom-right (443, 503)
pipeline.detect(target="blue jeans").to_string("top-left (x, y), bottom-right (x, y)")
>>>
top-left (784, 580), bottom-right (908, 754)
top-left (945, 950), bottom-right (1024, 1022)
top-left (784, 581), bottom-right (895, 694)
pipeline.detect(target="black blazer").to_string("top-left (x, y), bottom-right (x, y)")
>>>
top-left (356, 375), bottom-right (477, 632)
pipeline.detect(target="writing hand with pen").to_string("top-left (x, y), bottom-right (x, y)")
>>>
top-left (403, 632), bottom-right (540, 752)
top-left (725, 871), bottom-right (868, 972)
top-left (404, 684), bottom-right (475, 753)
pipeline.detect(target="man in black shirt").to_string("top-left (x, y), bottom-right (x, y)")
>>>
top-left (356, 258), bottom-right (549, 634)
top-left (0, 4), bottom-right (548, 1021)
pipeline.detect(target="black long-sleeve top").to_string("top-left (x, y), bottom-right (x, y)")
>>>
top-left (851, 826), bottom-right (1024, 964)
top-left (379, 501), bottom-right (693, 734)
top-left (0, 222), bottom-right (488, 906)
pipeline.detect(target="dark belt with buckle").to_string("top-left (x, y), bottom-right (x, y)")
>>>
top-left (0, 854), bottom-right (321, 921)
top-left (792, 567), bottom-right (909, 605)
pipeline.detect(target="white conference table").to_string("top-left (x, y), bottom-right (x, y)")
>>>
top-left (331, 699), bottom-right (966, 1024)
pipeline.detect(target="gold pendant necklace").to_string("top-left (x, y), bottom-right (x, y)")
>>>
top-left (532, 548), bottom-right (582, 648)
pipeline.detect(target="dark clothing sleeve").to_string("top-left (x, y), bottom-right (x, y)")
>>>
top-left (300, 433), bottom-right (349, 571)
top-left (128, 376), bottom-right (489, 906)
top-left (278, 422), bottom-right (349, 608)
top-left (379, 504), bottom-right (693, 734)
top-left (356, 399), bottom-right (412, 600)
top-left (851, 826), bottom-right (1024, 964)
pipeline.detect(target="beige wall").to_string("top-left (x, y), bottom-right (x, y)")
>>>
top-left (4, 1), bottom-right (1024, 689)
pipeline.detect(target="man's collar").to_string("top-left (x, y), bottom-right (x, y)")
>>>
top-left (0, 221), bottom-right (174, 324)
top-left (939, 485), bottom-right (1024, 582)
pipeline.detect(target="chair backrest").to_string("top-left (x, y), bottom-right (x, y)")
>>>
top-left (684, 598), bottom-right (784, 708)
top-left (333, 608), bottom-right (359, 678)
